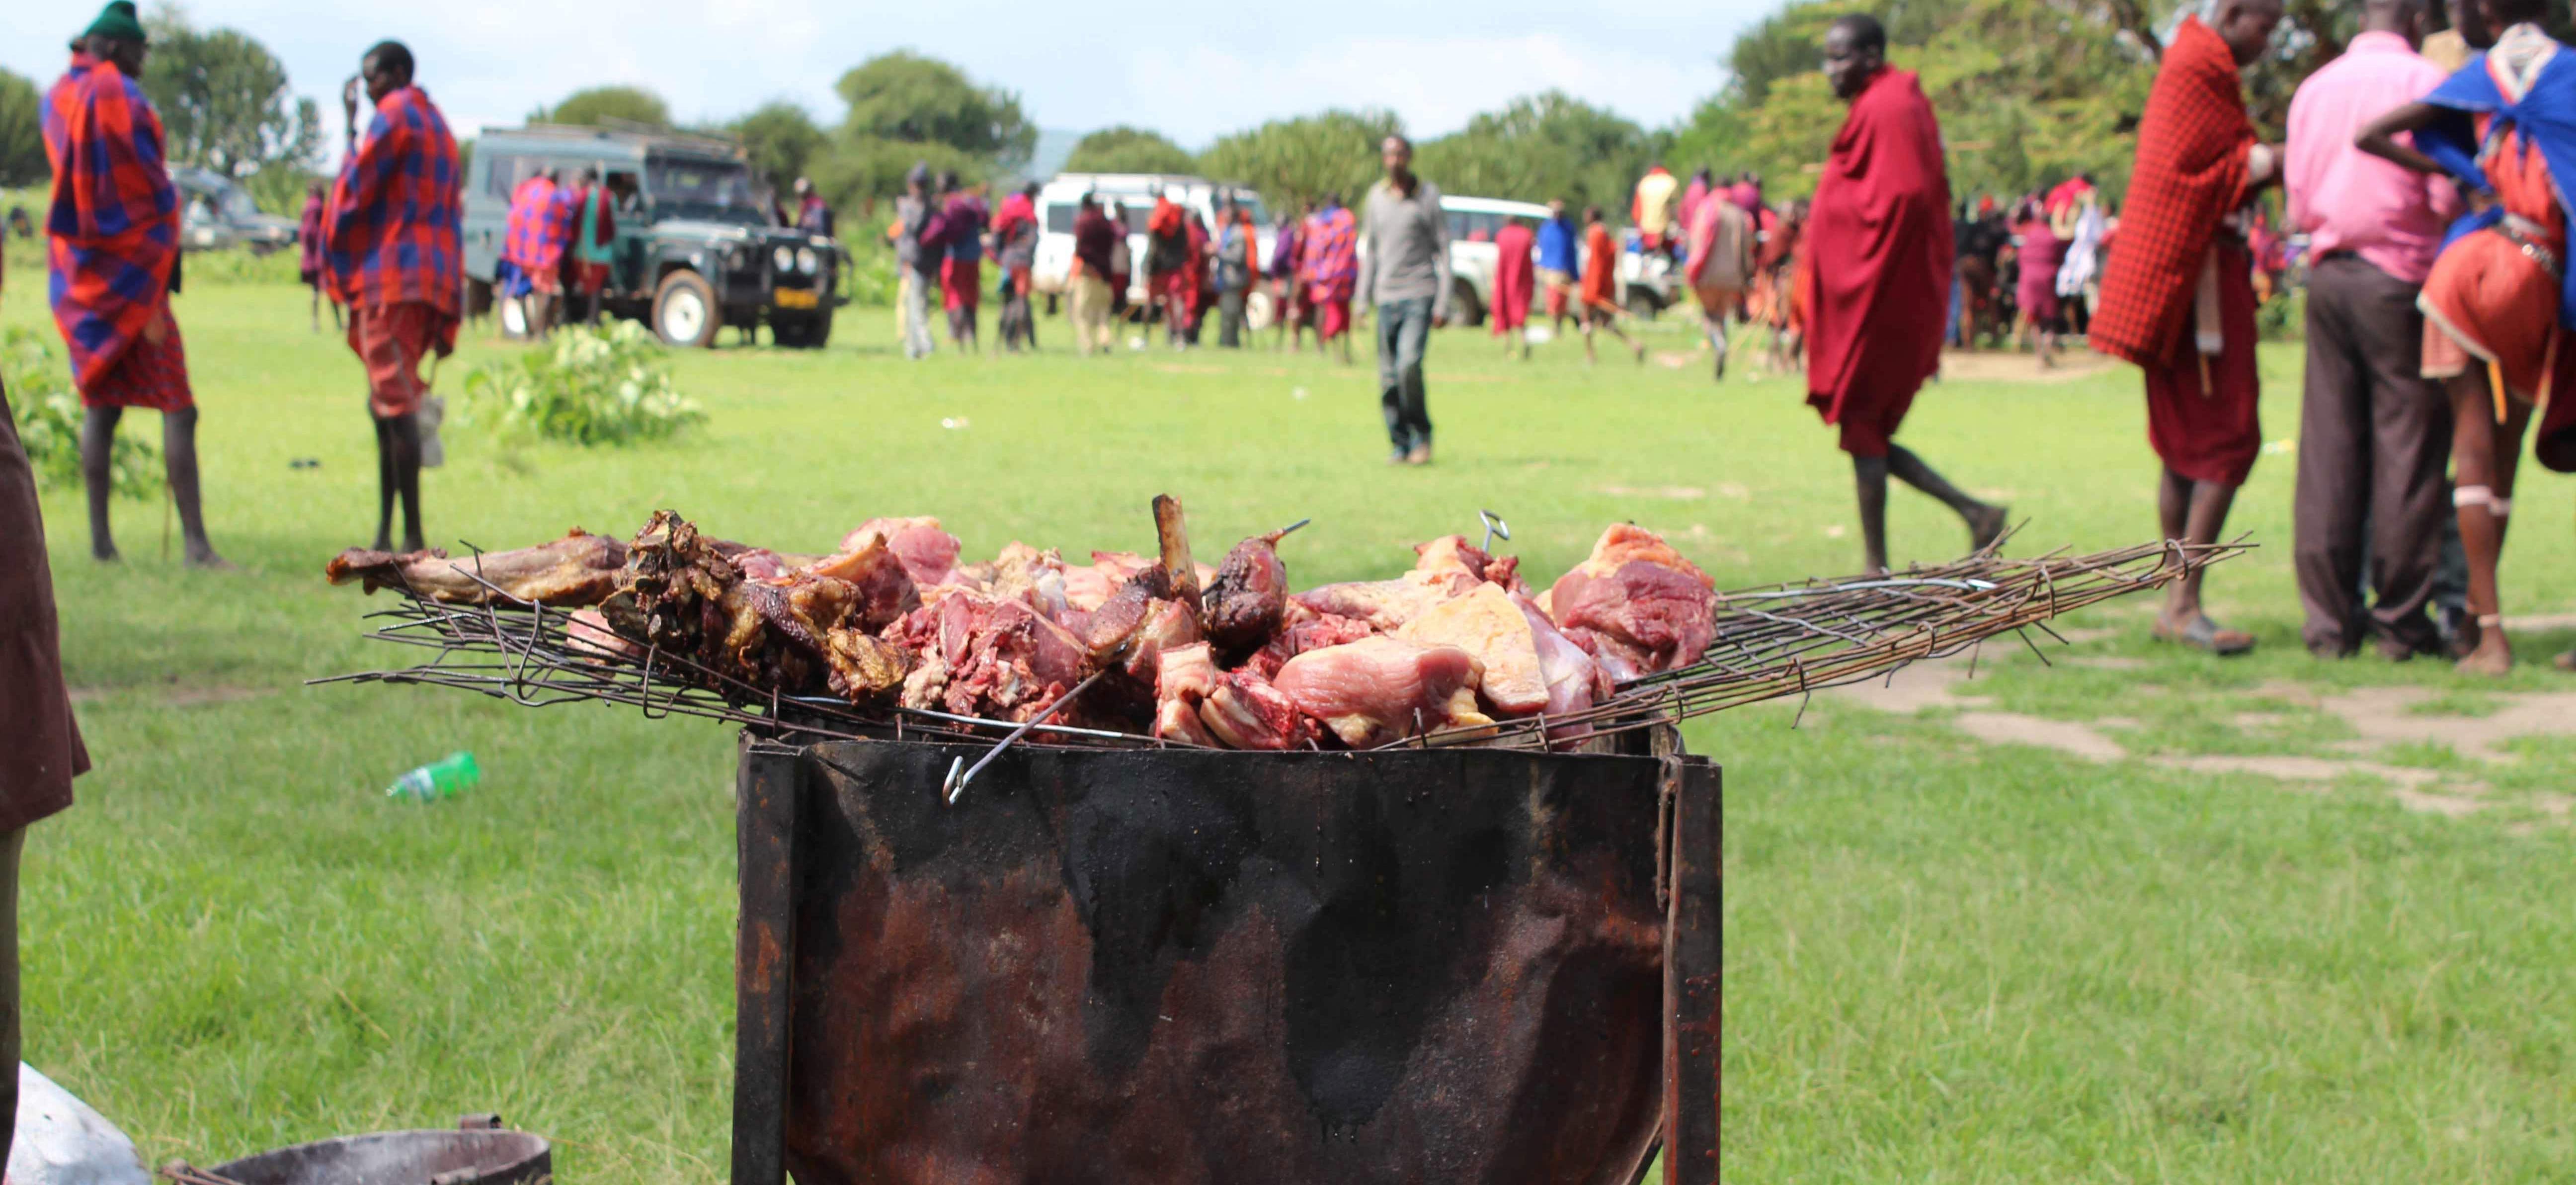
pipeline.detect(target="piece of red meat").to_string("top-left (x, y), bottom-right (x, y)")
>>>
top-left (1245, 608), bottom-right (1378, 680)
top-left (843, 516), bottom-right (962, 589)
top-left (1273, 636), bottom-right (1489, 748)
top-left (1203, 530), bottom-right (1291, 655)
top-left (1543, 525), bottom-right (1717, 682)
top-left (1199, 668), bottom-right (1318, 751)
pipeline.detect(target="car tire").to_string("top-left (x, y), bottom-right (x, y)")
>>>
top-left (653, 270), bottom-right (722, 348)
top-left (772, 307), bottom-right (834, 349)
top-left (1450, 281), bottom-right (1485, 329)
top-left (465, 278), bottom-right (495, 321)
top-left (1624, 288), bottom-right (1661, 322)
top-left (1245, 289), bottom-right (1276, 332)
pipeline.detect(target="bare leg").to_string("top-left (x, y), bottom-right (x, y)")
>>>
top-left (1852, 454), bottom-right (1892, 575)
top-left (2448, 371), bottom-right (2533, 675)
top-left (80, 406), bottom-right (120, 561)
top-left (1888, 443), bottom-right (2008, 550)
top-left (2157, 467), bottom-right (2244, 634)
top-left (161, 407), bottom-right (224, 567)
top-left (311, 286), bottom-right (322, 333)
top-left (373, 412), bottom-right (425, 553)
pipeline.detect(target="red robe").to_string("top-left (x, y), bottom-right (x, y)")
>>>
top-left (2091, 15), bottom-right (2262, 486)
top-left (1803, 67), bottom-right (1952, 458)
top-left (1490, 220), bottom-right (1535, 332)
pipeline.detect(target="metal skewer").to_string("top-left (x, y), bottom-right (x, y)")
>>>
top-left (1479, 508), bottom-right (1510, 553)
top-left (943, 669), bottom-right (1107, 804)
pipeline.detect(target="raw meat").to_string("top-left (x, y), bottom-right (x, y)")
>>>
top-left (795, 531), bottom-right (921, 631)
top-left (1245, 608), bottom-right (1378, 679)
top-left (1199, 668), bottom-right (1317, 750)
top-left (1203, 529), bottom-right (1292, 654)
top-left (1063, 551), bottom-right (1155, 611)
top-left (1292, 568), bottom-right (1478, 631)
top-left (1395, 583), bottom-right (1548, 715)
top-left (1546, 524), bottom-right (1718, 681)
top-left (1274, 636), bottom-right (1490, 748)
top-left (1514, 592), bottom-right (1609, 721)
top-left (324, 530), bottom-right (626, 605)
top-left (842, 516), bottom-right (962, 588)
top-left (888, 593), bottom-right (1089, 721)
top-left (1151, 642), bottom-right (1221, 745)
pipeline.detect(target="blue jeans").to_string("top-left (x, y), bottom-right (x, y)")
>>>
top-left (1376, 296), bottom-right (1434, 453)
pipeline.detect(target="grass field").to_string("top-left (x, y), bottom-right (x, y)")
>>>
top-left (9, 273), bottom-right (2576, 1181)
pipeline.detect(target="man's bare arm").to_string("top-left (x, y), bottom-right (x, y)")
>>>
top-left (2357, 100), bottom-right (2448, 175)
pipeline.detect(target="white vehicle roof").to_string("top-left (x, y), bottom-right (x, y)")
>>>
top-left (1439, 195), bottom-right (1552, 219)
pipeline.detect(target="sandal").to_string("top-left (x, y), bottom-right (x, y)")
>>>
top-left (2152, 614), bottom-right (2256, 656)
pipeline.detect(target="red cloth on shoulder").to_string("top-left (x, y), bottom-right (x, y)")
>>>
top-left (1801, 67), bottom-right (1952, 458)
top-left (2091, 16), bottom-right (2253, 369)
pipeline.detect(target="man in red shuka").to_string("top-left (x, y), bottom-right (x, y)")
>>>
top-left (1806, 14), bottom-right (2008, 576)
top-left (2091, 0), bottom-right (2286, 655)
top-left (43, 1), bottom-right (225, 567)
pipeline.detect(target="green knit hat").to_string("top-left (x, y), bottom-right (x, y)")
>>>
top-left (81, 1), bottom-right (146, 44)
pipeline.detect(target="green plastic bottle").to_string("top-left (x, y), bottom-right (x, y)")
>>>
top-left (386, 752), bottom-right (480, 802)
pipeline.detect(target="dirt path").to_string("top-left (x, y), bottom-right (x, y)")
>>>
top-left (1827, 623), bottom-right (2576, 820)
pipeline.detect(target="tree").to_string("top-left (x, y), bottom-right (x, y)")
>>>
top-left (1669, 0), bottom-right (2161, 203)
top-left (0, 68), bottom-right (42, 188)
top-left (1064, 125), bottom-right (1197, 175)
top-left (536, 85), bottom-right (671, 129)
top-left (834, 51), bottom-right (1035, 169)
top-left (138, 7), bottom-right (319, 179)
top-left (1414, 91), bottom-right (1661, 215)
top-left (1199, 109), bottom-right (1402, 218)
top-left (732, 101), bottom-right (826, 191)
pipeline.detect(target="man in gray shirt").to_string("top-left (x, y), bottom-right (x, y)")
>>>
top-left (894, 164), bottom-right (939, 360)
top-left (1356, 135), bottom-right (1451, 465)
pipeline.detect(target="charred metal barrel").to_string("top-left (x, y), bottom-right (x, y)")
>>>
top-left (729, 736), bottom-right (1721, 1185)
top-left (207, 1117), bottom-right (550, 1185)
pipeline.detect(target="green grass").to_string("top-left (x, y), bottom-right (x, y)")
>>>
top-left (8, 274), bottom-right (2576, 1181)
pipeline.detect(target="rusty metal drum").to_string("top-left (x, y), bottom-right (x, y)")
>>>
top-left (728, 737), bottom-right (1720, 1185)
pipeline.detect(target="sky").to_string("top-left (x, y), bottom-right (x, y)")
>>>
top-left (5, 0), bottom-right (1767, 155)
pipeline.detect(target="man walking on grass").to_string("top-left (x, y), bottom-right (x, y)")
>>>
top-left (324, 39), bottom-right (460, 556)
top-left (1805, 14), bottom-right (2007, 576)
top-left (1068, 192), bottom-right (1117, 356)
top-left (45, 0), bottom-right (224, 567)
top-left (2283, 0), bottom-right (2457, 660)
top-left (1356, 135), bottom-right (1451, 465)
top-left (895, 165), bottom-right (940, 360)
top-left (2092, 0), bottom-right (2285, 655)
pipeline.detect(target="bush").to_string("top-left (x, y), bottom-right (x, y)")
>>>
top-left (840, 237), bottom-right (897, 308)
top-left (460, 322), bottom-right (706, 446)
top-left (1, 326), bottom-right (162, 498)
top-left (184, 246), bottom-right (303, 286)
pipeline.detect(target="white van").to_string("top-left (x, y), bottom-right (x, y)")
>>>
top-left (1433, 195), bottom-right (1551, 327)
top-left (1034, 173), bottom-right (1276, 324)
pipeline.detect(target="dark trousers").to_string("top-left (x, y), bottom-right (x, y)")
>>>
top-left (1217, 290), bottom-right (1247, 347)
top-left (2295, 255), bottom-right (2451, 654)
top-left (1377, 296), bottom-right (1434, 453)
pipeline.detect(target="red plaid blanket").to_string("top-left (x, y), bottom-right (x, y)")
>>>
top-left (324, 85), bottom-right (462, 319)
top-left (41, 52), bottom-right (178, 392)
top-left (2092, 16), bottom-right (2255, 368)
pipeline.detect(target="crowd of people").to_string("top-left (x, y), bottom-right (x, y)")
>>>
top-left (1805, 0), bottom-right (2576, 674)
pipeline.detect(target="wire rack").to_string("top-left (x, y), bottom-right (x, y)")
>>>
top-left (314, 536), bottom-right (2245, 753)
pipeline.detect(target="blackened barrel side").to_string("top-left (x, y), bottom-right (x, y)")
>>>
top-left (752, 740), bottom-right (1675, 1185)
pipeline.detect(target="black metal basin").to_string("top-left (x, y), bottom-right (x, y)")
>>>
top-left (208, 1126), bottom-right (550, 1185)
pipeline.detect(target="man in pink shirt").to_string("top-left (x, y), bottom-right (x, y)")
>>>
top-left (2284, 0), bottom-right (2458, 659)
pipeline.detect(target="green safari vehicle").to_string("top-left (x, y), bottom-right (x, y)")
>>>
top-left (463, 124), bottom-right (843, 348)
